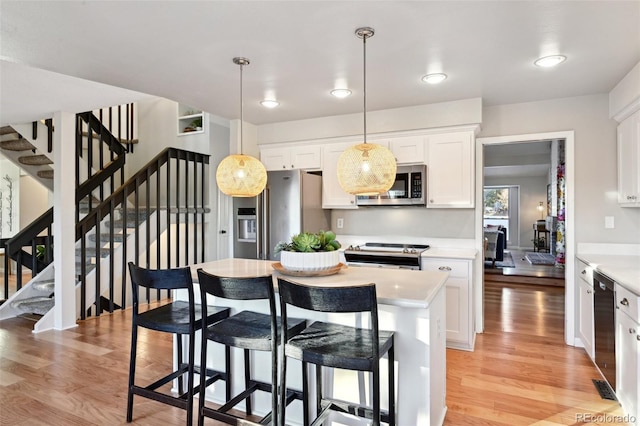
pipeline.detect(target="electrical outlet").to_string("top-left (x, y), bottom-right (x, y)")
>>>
top-left (604, 216), bottom-right (615, 229)
top-left (336, 218), bottom-right (344, 229)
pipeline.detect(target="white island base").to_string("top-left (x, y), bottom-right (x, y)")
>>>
top-left (177, 259), bottom-right (449, 426)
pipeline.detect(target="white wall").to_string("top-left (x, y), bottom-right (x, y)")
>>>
top-left (481, 94), bottom-right (640, 245)
top-left (19, 175), bottom-right (50, 229)
top-left (0, 158), bottom-right (20, 238)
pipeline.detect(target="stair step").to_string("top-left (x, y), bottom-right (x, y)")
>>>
top-left (89, 233), bottom-right (126, 243)
top-left (10, 296), bottom-right (54, 316)
top-left (0, 126), bottom-right (15, 135)
top-left (76, 263), bottom-right (96, 276)
top-left (76, 247), bottom-right (112, 258)
top-left (18, 154), bottom-right (53, 166)
top-left (32, 279), bottom-right (55, 293)
top-left (37, 169), bottom-right (54, 179)
top-left (0, 138), bottom-right (35, 151)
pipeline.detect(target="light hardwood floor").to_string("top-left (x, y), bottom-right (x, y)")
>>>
top-left (0, 279), bottom-right (630, 425)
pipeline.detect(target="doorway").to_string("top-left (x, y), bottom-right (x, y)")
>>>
top-left (474, 131), bottom-right (576, 346)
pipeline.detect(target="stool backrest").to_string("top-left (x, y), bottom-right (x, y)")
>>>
top-left (127, 262), bottom-right (195, 316)
top-left (277, 278), bottom-right (380, 359)
top-left (196, 269), bottom-right (274, 301)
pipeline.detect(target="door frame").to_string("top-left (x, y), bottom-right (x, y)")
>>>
top-left (474, 131), bottom-right (575, 346)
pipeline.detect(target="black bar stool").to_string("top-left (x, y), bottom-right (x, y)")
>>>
top-left (196, 269), bottom-right (307, 425)
top-left (126, 263), bottom-right (230, 424)
top-left (277, 278), bottom-right (395, 426)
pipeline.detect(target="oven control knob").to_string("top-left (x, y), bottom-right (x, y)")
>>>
top-left (410, 248), bottom-right (417, 254)
top-left (403, 248), bottom-right (409, 253)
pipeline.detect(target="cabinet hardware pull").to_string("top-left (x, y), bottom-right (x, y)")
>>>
top-left (629, 328), bottom-right (636, 334)
top-left (438, 266), bottom-right (452, 271)
top-left (587, 289), bottom-right (591, 294)
top-left (581, 270), bottom-right (586, 275)
top-left (621, 298), bottom-right (629, 306)
top-left (637, 335), bottom-right (640, 341)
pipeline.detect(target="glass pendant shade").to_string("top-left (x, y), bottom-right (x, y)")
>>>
top-left (337, 142), bottom-right (397, 195)
top-left (216, 153), bottom-right (267, 197)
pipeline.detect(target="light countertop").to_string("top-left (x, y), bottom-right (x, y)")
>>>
top-left (191, 258), bottom-right (449, 309)
top-left (576, 253), bottom-right (640, 295)
top-left (421, 247), bottom-right (477, 260)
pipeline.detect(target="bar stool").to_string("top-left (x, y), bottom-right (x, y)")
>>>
top-left (277, 278), bottom-right (395, 426)
top-left (196, 269), bottom-right (307, 425)
top-left (126, 263), bottom-right (230, 425)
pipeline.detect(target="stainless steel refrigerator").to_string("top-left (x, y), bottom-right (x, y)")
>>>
top-left (232, 170), bottom-right (330, 261)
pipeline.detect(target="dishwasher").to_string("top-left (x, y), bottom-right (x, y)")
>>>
top-left (593, 270), bottom-right (616, 393)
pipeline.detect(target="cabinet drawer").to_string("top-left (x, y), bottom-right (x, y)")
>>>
top-left (422, 258), bottom-right (469, 278)
top-left (616, 283), bottom-right (640, 323)
top-left (577, 260), bottom-right (593, 285)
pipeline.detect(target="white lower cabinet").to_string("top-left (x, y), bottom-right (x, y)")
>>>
top-left (422, 257), bottom-right (474, 351)
top-left (577, 260), bottom-right (594, 359)
top-left (616, 283), bottom-right (640, 426)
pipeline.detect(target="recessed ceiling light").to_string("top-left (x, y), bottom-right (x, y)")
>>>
top-left (260, 99), bottom-right (279, 108)
top-left (330, 88), bottom-right (352, 98)
top-left (421, 73), bottom-right (447, 84)
top-left (534, 55), bottom-right (566, 68)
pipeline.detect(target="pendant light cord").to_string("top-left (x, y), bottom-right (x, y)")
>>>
top-left (363, 33), bottom-right (367, 144)
top-left (239, 61), bottom-right (244, 154)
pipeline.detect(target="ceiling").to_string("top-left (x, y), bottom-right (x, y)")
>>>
top-left (1, 1), bottom-right (639, 128)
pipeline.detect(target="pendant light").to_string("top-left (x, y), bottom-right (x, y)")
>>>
top-left (337, 27), bottom-right (397, 196)
top-left (216, 57), bottom-right (267, 197)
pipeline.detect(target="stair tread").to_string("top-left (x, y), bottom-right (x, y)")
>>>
top-left (89, 233), bottom-right (126, 243)
top-left (10, 296), bottom-right (54, 315)
top-left (37, 170), bottom-right (54, 179)
top-left (32, 280), bottom-right (55, 293)
top-left (0, 139), bottom-right (35, 151)
top-left (18, 154), bottom-right (53, 166)
top-left (0, 126), bottom-right (18, 136)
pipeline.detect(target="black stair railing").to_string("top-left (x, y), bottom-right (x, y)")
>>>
top-left (2, 208), bottom-right (53, 298)
top-left (75, 111), bottom-right (127, 217)
top-left (76, 147), bottom-right (209, 319)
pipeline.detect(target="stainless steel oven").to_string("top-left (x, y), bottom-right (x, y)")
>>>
top-left (356, 165), bottom-right (426, 206)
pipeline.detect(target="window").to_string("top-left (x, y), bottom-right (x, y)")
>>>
top-left (484, 186), bottom-right (519, 247)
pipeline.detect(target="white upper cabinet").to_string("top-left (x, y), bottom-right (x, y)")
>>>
top-left (617, 109), bottom-right (640, 207)
top-left (260, 145), bottom-right (321, 171)
top-left (425, 131), bottom-right (474, 208)
top-left (388, 136), bottom-right (426, 164)
top-left (321, 142), bottom-right (358, 209)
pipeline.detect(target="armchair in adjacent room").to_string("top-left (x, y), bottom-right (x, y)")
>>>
top-left (484, 226), bottom-right (506, 266)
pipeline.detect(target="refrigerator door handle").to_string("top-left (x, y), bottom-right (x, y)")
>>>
top-left (257, 189), bottom-right (270, 260)
top-left (263, 187), bottom-right (270, 260)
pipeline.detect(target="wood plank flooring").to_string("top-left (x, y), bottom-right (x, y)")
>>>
top-left (444, 279), bottom-right (628, 425)
top-left (0, 278), bottom-right (630, 425)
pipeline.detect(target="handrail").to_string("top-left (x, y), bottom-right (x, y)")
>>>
top-left (75, 146), bottom-right (210, 319)
top-left (2, 208), bottom-right (53, 296)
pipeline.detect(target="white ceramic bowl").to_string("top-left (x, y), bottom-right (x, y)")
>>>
top-left (279, 251), bottom-right (340, 271)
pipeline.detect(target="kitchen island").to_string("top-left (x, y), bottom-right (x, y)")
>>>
top-left (177, 258), bottom-right (449, 426)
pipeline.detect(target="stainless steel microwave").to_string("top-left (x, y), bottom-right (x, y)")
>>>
top-left (356, 165), bottom-right (426, 206)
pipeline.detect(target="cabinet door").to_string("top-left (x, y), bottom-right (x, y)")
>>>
top-left (616, 312), bottom-right (639, 423)
top-left (445, 277), bottom-right (469, 344)
top-left (389, 136), bottom-right (426, 165)
top-left (261, 147), bottom-right (289, 171)
top-left (617, 110), bottom-right (640, 206)
top-left (578, 279), bottom-right (594, 359)
top-left (291, 146), bottom-right (321, 170)
top-left (321, 143), bottom-right (358, 209)
top-left (422, 258), bottom-right (473, 349)
top-left (426, 131), bottom-right (474, 208)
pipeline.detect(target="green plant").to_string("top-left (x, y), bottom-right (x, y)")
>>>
top-left (275, 230), bottom-right (341, 253)
top-left (190, 117), bottom-right (202, 128)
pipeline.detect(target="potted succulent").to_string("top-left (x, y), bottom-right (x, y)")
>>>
top-left (275, 230), bottom-right (341, 271)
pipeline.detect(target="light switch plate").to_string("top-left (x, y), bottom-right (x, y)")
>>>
top-left (604, 216), bottom-right (615, 229)
top-left (337, 218), bottom-right (344, 229)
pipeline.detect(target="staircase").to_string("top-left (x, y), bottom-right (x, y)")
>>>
top-left (0, 106), bottom-right (211, 330)
top-left (0, 125), bottom-right (54, 191)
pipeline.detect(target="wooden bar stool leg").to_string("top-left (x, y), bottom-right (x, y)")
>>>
top-left (198, 333), bottom-right (208, 426)
top-left (126, 325), bottom-right (138, 422)
top-left (176, 334), bottom-right (184, 394)
top-left (373, 363), bottom-right (380, 426)
top-left (225, 345), bottom-right (231, 401)
top-left (244, 348), bottom-right (252, 415)
top-left (388, 345), bottom-right (395, 426)
top-left (315, 364), bottom-right (322, 417)
top-left (186, 331), bottom-right (196, 425)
